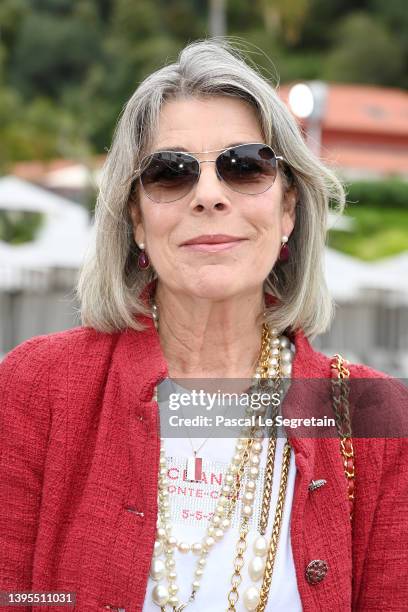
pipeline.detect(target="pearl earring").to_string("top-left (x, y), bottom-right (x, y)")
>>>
top-left (279, 235), bottom-right (290, 262)
top-left (137, 242), bottom-right (150, 270)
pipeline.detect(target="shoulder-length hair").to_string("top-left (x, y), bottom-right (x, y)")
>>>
top-left (77, 38), bottom-right (345, 339)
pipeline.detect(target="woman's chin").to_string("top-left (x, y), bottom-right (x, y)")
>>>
top-left (182, 272), bottom-right (256, 302)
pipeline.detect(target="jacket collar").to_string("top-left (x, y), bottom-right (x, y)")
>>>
top-left (122, 281), bottom-right (331, 461)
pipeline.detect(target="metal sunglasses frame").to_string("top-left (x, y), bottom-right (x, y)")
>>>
top-left (137, 142), bottom-right (286, 203)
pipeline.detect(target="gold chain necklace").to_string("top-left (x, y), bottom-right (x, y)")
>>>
top-left (226, 328), bottom-right (293, 611)
top-left (150, 304), bottom-right (294, 611)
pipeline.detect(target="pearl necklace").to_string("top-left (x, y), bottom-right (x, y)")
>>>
top-left (150, 304), bottom-right (294, 610)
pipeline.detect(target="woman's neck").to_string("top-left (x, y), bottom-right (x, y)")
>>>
top-left (154, 285), bottom-right (265, 379)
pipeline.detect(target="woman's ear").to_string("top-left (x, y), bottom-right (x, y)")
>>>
top-left (283, 185), bottom-right (298, 218)
top-left (282, 185), bottom-right (298, 236)
top-left (128, 199), bottom-right (145, 247)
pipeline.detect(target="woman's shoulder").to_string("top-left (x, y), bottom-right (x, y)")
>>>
top-left (1, 325), bottom-right (117, 368)
top-left (0, 326), bottom-right (123, 396)
top-left (293, 328), bottom-right (395, 380)
top-left (0, 320), bottom-right (161, 403)
top-left (0, 327), bottom-right (129, 443)
top-left (347, 360), bottom-right (390, 379)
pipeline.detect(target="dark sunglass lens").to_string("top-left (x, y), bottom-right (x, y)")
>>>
top-left (216, 144), bottom-right (277, 195)
top-left (140, 152), bottom-right (199, 202)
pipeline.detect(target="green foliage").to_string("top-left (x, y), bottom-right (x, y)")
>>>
top-left (0, 0), bottom-right (406, 166)
top-left (328, 206), bottom-right (408, 261)
top-left (226, 30), bottom-right (283, 86)
top-left (0, 44), bottom-right (6, 83)
top-left (299, 0), bottom-right (367, 49)
top-left (109, 0), bottom-right (161, 40)
top-left (330, 178), bottom-right (408, 260)
top-left (275, 52), bottom-right (323, 82)
top-left (10, 11), bottom-right (102, 98)
top-left (31, 0), bottom-right (73, 13)
top-left (0, 210), bottom-right (44, 244)
top-left (157, 0), bottom-right (206, 41)
top-left (323, 13), bottom-right (405, 86)
top-left (0, 0), bottom-right (30, 49)
top-left (369, 0), bottom-right (408, 49)
top-left (86, 34), bottom-right (181, 149)
top-left (229, 31), bottom-right (322, 84)
top-left (369, 0), bottom-right (408, 87)
top-left (226, 1), bottom-right (262, 32)
top-left (0, 89), bottom-right (93, 172)
top-left (347, 180), bottom-right (408, 210)
top-left (258, 0), bottom-right (311, 45)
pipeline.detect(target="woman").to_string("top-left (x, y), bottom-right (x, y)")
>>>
top-left (0, 40), bottom-right (407, 612)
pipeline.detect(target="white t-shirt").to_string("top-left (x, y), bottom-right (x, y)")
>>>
top-left (143, 383), bottom-right (302, 611)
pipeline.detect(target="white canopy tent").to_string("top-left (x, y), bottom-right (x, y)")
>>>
top-left (43, 164), bottom-right (102, 191)
top-left (374, 252), bottom-right (408, 288)
top-left (324, 248), bottom-right (372, 301)
top-left (0, 176), bottom-right (91, 278)
top-left (324, 248), bottom-right (408, 302)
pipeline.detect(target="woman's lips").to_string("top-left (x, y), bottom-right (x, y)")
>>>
top-left (180, 235), bottom-right (248, 252)
top-left (181, 240), bottom-right (247, 252)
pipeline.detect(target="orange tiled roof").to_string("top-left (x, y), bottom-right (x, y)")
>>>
top-left (11, 156), bottom-right (106, 183)
top-left (321, 142), bottom-right (408, 174)
top-left (325, 84), bottom-right (408, 136)
top-left (279, 83), bottom-right (408, 137)
top-left (11, 159), bottom-right (74, 182)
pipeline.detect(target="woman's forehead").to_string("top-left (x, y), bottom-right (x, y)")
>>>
top-left (152, 96), bottom-right (264, 153)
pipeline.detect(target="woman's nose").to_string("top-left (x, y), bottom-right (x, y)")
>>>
top-left (189, 162), bottom-right (232, 213)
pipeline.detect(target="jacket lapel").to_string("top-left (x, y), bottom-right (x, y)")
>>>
top-left (286, 331), bottom-right (353, 610)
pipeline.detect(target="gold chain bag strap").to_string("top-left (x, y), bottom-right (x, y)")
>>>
top-left (330, 354), bottom-right (355, 522)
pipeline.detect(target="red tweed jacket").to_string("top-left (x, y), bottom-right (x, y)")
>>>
top-left (0, 316), bottom-right (407, 611)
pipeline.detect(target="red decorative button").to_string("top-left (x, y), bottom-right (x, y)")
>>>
top-left (305, 559), bottom-right (328, 584)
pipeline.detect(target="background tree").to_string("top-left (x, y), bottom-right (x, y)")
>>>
top-left (368, 0), bottom-right (408, 87)
top-left (10, 7), bottom-right (102, 98)
top-left (258, 0), bottom-right (311, 45)
top-left (323, 12), bottom-right (405, 86)
top-left (0, 0), bottom-right (406, 167)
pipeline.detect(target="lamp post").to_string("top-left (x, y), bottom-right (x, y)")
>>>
top-left (288, 81), bottom-right (328, 156)
top-left (209, 0), bottom-right (226, 37)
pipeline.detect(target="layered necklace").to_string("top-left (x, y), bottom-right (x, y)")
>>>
top-left (150, 302), bottom-right (294, 611)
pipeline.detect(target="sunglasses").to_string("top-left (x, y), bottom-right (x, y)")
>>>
top-left (137, 142), bottom-right (285, 203)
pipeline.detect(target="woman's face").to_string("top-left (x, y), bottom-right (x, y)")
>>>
top-left (129, 96), bottom-right (297, 301)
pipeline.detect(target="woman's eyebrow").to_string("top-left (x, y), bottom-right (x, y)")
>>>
top-left (155, 146), bottom-right (189, 152)
top-left (153, 142), bottom-right (249, 153)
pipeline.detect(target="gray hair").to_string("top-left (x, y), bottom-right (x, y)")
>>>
top-left (77, 38), bottom-right (345, 339)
